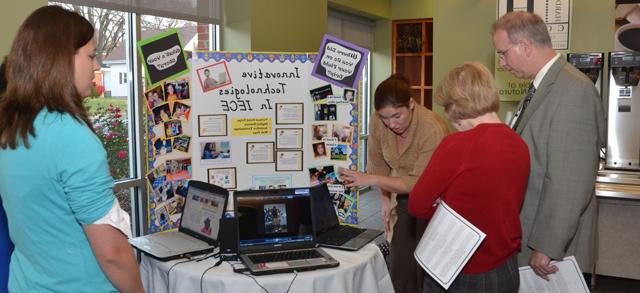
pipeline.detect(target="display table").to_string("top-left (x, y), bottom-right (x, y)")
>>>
top-left (140, 243), bottom-right (394, 293)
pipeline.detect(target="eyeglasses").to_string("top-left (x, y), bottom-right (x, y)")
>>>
top-left (497, 43), bottom-right (518, 60)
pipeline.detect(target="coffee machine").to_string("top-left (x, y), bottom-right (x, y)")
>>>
top-left (606, 51), bottom-right (640, 170)
top-left (567, 53), bottom-right (604, 96)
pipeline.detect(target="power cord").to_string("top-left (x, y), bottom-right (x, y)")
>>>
top-left (200, 254), bottom-right (224, 293)
top-left (166, 249), bottom-right (219, 292)
top-left (241, 270), bottom-right (299, 293)
top-left (166, 259), bottom-right (193, 292)
top-left (284, 270), bottom-right (299, 293)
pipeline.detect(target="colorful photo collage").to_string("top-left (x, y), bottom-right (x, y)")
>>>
top-left (145, 78), bottom-right (193, 232)
top-left (146, 78), bottom-right (193, 160)
top-left (311, 123), bottom-right (353, 161)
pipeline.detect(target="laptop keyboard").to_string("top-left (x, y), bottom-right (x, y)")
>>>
top-left (319, 225), bottom-right (365, 246)
top-left (249, 249), bottom-right (323, 263)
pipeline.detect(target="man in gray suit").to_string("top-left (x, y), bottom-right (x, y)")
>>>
top-left (491, 12), bottom-right (605, 280)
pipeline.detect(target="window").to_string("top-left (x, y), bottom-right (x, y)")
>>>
top-left (49, 1), bottom-right (218, 236)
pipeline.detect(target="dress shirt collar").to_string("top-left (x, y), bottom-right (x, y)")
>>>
top-left (532, 53), bottom-right (560, 88)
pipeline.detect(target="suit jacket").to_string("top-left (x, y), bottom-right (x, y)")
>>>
top-left (514, 58), bottom-right (605, 272)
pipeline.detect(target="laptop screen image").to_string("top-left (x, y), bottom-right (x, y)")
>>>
top-left (235, 189), bottom-right (315, 253)
top-left (179, 181), bottom-right (228, 244)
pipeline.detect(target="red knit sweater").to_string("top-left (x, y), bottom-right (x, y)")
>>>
top-left (409, 123), bottom-right (530, 274)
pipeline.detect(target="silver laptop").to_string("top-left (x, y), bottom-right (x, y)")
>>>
top-left (234, 187), bottom-right (340, 275)
top-left (129, 181), bottom-right (228, 261)
top-left (312, 184), bottom-right (383, 251)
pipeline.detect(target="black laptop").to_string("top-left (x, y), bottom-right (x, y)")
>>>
top-left (128, 181), bottom-right (229, 260)
top-left (234, 187), bottom-right (339, 275)
top-left (312, 184), bottom-right (383, 251)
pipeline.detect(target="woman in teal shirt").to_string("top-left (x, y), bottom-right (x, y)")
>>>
top-left (0, 6), bottom-right (143, 293)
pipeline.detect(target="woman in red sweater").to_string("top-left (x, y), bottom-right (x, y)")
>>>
top-left (409, 62), bottom-right (530, 292)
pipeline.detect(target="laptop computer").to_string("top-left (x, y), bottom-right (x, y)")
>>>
top-left (311, 184), bottom-right (383, 251)
top-left (129, 180), bottom-right (229, 261)
top-left (234, 187), bottom-right (340, 275)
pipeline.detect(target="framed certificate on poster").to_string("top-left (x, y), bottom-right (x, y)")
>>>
top-left (246, 142), bottom-right (275, 164)
top-left (275, 103), bottom-right (304, 125)
top-left (275, 128), bottom-right (303, 149)
top-left (198, 114), bottom-right (228, 137)
top-left (207, 167), bottom-right (237, 190)
top-left (275, 150), bottom-right (303, 171)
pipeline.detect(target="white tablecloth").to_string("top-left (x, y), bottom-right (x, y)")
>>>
top-left (140, 243), bottom-right (393, 293)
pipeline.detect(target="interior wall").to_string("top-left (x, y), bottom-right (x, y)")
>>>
top-left (328, 0), bottom-right (390, 19)
top-left (391, 0), bottom-right (433, 20)
top-left (251, 0), bottom-right (327, 52)
top-left (221, 0), bottom-right (252, 51)
top-left (0, 0), bottom-right (45, 58)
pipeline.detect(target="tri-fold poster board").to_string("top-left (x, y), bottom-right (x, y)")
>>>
top-left (140, 32), bottom-right (368, 233)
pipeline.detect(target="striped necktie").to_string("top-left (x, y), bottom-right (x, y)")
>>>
top-left (512, 83), bottom-right (536, 130)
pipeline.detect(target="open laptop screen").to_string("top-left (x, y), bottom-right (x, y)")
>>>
top-left (311, 184), bottom-right (340, 234)
top-left (235, 189), bottom-right (314, 250)
top-left (180, 181), bottom-right (228, 244)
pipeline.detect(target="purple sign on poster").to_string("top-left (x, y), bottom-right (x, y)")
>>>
top-left (311, 35), bottom-right (369, 89)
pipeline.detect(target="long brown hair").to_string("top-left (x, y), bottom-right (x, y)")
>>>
top-left (0, 5), bottom-right (95, 149)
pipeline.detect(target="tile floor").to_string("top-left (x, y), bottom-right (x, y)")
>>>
top-left (356, 188), bottom-right (640, 293)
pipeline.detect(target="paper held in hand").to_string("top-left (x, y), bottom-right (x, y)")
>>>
top-left (518, 256), bottom-right (590, 293)
top-left (414, 201), bottom-right (486, 290)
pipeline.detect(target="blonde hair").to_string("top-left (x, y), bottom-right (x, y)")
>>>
top-left (434, 62), bottom-right (499, 122)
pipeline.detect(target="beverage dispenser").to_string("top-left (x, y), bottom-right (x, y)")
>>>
top-left (606, 51), bottom-right (640, 170)
top-left (567, 53), bottom-right (604, 96)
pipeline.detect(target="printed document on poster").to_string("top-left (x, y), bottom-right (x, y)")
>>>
top-left (519, 256), bottom-right (590, 293)
top-left (414, 201), bottom-right (486, 289)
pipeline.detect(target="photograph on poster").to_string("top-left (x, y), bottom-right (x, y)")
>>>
top-left (164, 119), bottom-right (183, 138)
top-left (275, 128), bottom-right (303, 149)
top-left (164, 79), bottom-right (190, 103)
top-left (174, 179), bottom-right (189, 197)
top-left (166, 158), bottom-right (191, 181)
top-left (198, 114), bottom-right (228, 137)
top-left (171, 101), bottom-right (191, 120)
top-left (196, 61), bottom-right (231, 92)
top-left (207, 167), bottom-right (237, 189)
top-left (153, 137), bottom-right (173, 156)
top-left (275, 103), bottom-right (304, 124)
top-left (154, 206), bottom-right (172, 227)
top-left (200, 141), bottom-right (231, 163)
top-left (309, 84), bottom-right (333, 103)
top-left (246, 142), bottom-right (275, 164)
top-left (151, 166), bottom-right (168, 186)
top-left (145, 85), bottom-right (165, 110)
top-left (276, 150), bottom-right (303, 171)
top-left (172, 135), bottom-right (190, 153)
top-left (312, 142), bottom-right (328, 159)
top-left (336, 191), bottom-right (354, 218)
top-left (152, 103), bottom-right (172, 124)
top-left (252, 175), bottom-right (293, 190)
top-left (330, 144), bottom-right (348, 161)
top-left (308, 165), bottom-right (339, 186)
top-left (264, 204), bottom-right (288, 233)
top-left (312, 123), bottom-right (332, 141)
top-left (332, 124), bottom-right (354, 143)
top-left (155, 180), bottom-right (176, 202)
top-left (343, 89), bottom-right (355, 103)
top-left (314, 104), bottom-right (337, 121)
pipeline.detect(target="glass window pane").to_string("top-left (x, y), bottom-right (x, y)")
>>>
top-left (50, 2), bottom-right (134, 181)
